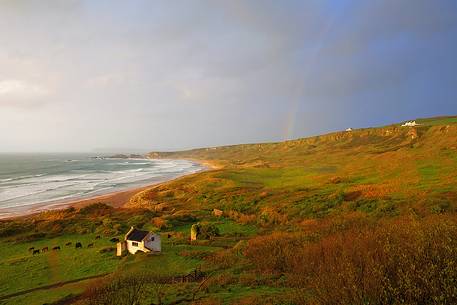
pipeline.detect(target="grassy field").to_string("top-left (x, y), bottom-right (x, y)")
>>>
top-left (1, 116), bottom-right (457, 304)
top-left (0, 233), bottom-right (118, 298)
top-left (0, 212), bottom-right (253, 304)
top-left (5, 279), bottom-right (89, 305)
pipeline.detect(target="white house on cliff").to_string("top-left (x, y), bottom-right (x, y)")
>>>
top-left (116, 227), bottom-right (161, 256)
top-left (401, 121), bottom-right (420, 127)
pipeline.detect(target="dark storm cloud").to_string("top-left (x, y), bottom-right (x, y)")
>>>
top-left (0, 0), bottom-right (456, 152)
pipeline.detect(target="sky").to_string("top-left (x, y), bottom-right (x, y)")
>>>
top-left (0, 0), bottom-right (456, 153)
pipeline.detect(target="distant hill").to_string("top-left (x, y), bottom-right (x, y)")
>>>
top-left (139, 116), bottom-right (457, 218)
top-left (148, 115), bottom-right (457, 164)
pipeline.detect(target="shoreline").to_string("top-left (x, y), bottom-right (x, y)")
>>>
top-left (0, 159), bottom-right (220, 220)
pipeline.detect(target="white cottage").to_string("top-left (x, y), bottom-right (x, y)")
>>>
top-left (116, 227), bottom-right (161, 256)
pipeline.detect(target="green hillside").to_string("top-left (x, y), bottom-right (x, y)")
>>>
top-left (143, 117), bottom-right (457, 219)
top-left (1, 116), bottom-right (457, 304)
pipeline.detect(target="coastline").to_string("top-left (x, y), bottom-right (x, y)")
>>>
top-left (0, 159), bottom-right (220, 220)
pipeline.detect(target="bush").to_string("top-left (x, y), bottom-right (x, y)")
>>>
top-left (258, 208), bottom-right (288, 226)
top-left (244, 232), bottom-right (306, 274)
top-left (200, 272), bottom-right (237, 293)
top-left (151, 217), bottom-right (170, 230)
top-left (12, 232), bottom-right (46, 242)
top-left (169, 213), bottom-right (198, 226)
top-left (430, 200), bottom-right (451, 214)
top-left (226, 210), bottom-right (257, 224)
top-left (126, 215), bottom-right (150, 228)
top-left (245, 217), bottom-right (457, 305)
top-left (192, 222), bottom-right (220, 240)
top-left (0, 221), bottom-right (33, 237)
top-left (79, 203), bottom-right (113, 216)
top-left (205, 248), bottom-right (240, 269)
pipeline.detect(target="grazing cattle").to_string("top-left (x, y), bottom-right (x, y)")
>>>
top-left (32, 249), bottom-right (40, 255)
top-left (65, 242), bottom-right (72, 246)
top-left (95, 235), bottom-right (101, 240)
top-left (42, 247), bottom-right (48, 252)
top-left (87, 243), bottom-right (94, 248)
top-left (75, 242), bottom-right (82, 249)
top-left (110, 238), bottom-right (119, 243)
top-left (167, 234), bottom-right (172, 239)
top-left (52, 246), bottom-right (61, 251)
top-left (28, 247), bottom-right (35, 252)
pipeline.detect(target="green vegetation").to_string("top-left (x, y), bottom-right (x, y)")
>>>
top-left (0, 233), bottom-right (118, 297)
top-left (2, 116), bottom-right (457, 304)
top-left (416, 116), bottom-right (457, 126)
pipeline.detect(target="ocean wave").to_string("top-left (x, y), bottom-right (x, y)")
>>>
top-left (117, 168), bottom-right (144, 174)
top-left (83, 186), bottom-right (115, 196)
top-left (0, 193), bottom-right (82, 209)
top-left (0, 158), bottom-right (203, 210)
top-left (0, 173), bottom-right (48, 184)
top-left (0, 188), bottom-right (54, 204)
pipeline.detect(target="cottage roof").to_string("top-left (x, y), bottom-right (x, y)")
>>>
top-left (126, 228), bottom-right (149, 242)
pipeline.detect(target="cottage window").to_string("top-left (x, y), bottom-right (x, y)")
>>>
top-left (132, 242), bottom-right (139, 247)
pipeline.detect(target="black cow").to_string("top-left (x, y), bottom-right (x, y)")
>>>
top-left (42, 246), bottom-right (48, 252)
top-left (65, 242), bottom-right (72, 246)
top-left (75, 242), bottom-right (82, 249)
top-left (95, 235), bottom-right (101, 240)
top-left (32, 249), bottom-right (40, 255)
top-left (87, 243), bottom-right (94, 248)
top-left (28, 247), bottom-right (35, 252)
top-left (52, 246), bottom-right (61, 251)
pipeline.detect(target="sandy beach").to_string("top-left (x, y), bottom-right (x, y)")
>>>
top-left (67, 159), bottom-right (220, 209)
top-left (0, 159), bottom-right (218, 220)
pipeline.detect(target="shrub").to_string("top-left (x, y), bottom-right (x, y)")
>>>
top-left (245, 217), bottom-right (457, 305)
top-left (244, 232), bottom-right (305, 274)
top-left (0, 221), bottom-right (32, 237)
top-left (429, 199), bottom-right (451, 214)
top-left (226, 210), bottom-right (257, 224)
top-left (126, 215), bottom-right (150, 228)
top-left (300, 219), bottom-right (457, 304)
top-left (151, 217), bottom-right (170, 229)
top-left (79, 203), bottom-right (113, 217)
top-left (97, 217), bottom-right (125, 236)
top-left (258, 208), bottom-right (288, 226)
top-left (192, 222), bottom-right (220, 240)
top-left (205, 248), bottom-right (239, 269)
top-left (169, 213), bottom-right (198, 226)
top-left (12, 232), bottom-right (47, 242)
top-left (200, 272), bottom-right (237, 293)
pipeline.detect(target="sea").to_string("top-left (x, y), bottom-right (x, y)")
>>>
top-left (0, 153), bottom-right (203, 218)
